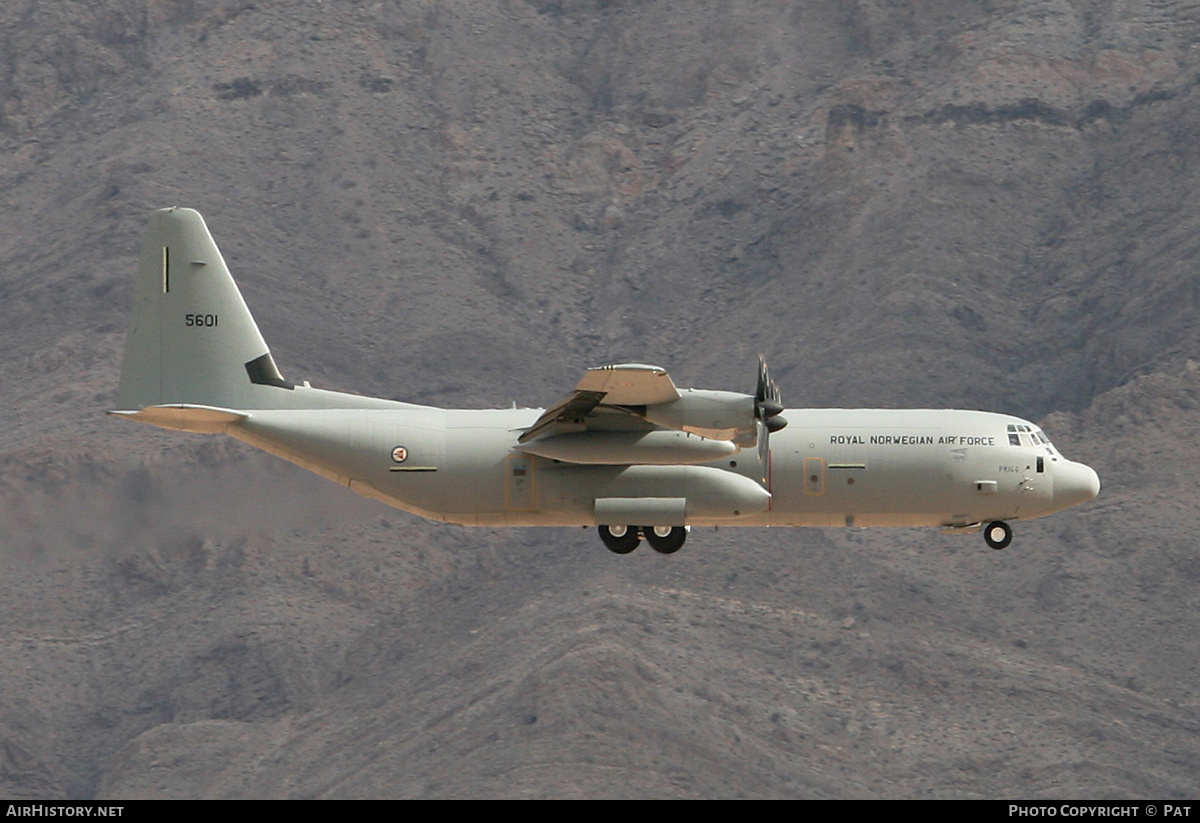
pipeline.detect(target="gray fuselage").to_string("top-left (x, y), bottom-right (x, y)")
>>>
top-left (223, 395), bottom-right (1096, 530)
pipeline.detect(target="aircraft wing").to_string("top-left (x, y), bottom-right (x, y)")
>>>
top-left (518, 364), bottom-right (679, 443)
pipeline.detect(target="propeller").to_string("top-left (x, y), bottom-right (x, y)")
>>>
top-left (755, 355), bottom-right (787, 433)
top-left (755, 355), bottom-right (787, 482)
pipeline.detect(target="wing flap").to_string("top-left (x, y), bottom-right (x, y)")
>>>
top-left (518, 389), bottom-right (606, 444)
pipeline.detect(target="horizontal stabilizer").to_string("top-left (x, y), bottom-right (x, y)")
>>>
top-left (109, 404), bottom-right (249, 433)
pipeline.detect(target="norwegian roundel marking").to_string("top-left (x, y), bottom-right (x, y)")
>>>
top-left (391, 446), bottom-right (408, 463)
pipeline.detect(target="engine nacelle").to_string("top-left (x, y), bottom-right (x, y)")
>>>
top-left (517, 430), bottom-right (740, 465)
top-left (640, 389), bottom-right (757, 442)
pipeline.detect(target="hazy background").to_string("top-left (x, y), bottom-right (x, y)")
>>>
top-left (0, 0), bottom-right (1197, 798)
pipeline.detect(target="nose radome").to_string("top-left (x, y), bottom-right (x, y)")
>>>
top-left (1055, 460), bottom-right (1100, 510)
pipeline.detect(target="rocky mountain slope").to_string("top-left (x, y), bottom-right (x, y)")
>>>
top-left (1, 0), bottom-right (1198, 798)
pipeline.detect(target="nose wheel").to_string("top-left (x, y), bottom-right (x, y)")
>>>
top-left (598, 525), bottom-right (689, 554)
top-left (983, 520), bottom-right (1012, 550)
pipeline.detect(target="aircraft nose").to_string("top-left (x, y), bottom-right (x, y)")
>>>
top-left (1054, 460), bottom-right (1101, 510)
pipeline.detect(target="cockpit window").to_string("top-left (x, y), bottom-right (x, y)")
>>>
top-left (1007, 425), bottom-right (1058, 451)
top-left (1032, 428), bottom-right (1059, 456)
top-left (1009, 423), bottom-right (1060, 453)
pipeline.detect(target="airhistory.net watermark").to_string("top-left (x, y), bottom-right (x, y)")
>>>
top-left (5, 808), bottom-right (123, 817)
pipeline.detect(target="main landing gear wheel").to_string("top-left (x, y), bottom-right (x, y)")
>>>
top-left (598, 525), bottom-right (640, 554)
top-left (644, 525), bottom-right (687, 554)
top-left (984, 520), bottom-right (1013, 550)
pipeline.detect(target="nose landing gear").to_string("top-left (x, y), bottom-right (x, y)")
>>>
top-left (983, 520), bottom-right (1012, 550)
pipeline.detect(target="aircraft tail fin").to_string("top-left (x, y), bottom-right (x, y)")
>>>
top-left (114, 208), bottom-right (293, 412)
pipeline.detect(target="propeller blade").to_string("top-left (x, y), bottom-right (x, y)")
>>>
top-left (755, 355), bottom-right (787, 431)
top-left (756, 418), bottom-right (770, 481)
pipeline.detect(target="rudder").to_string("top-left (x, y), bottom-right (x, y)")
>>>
top-left (115, 208), bottom-right (292, 411)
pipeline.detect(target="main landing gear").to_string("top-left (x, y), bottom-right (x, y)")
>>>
top-left (983, 520), bottom-right (1013, 550)
top-left (598, 525), bottom-right (689, 555)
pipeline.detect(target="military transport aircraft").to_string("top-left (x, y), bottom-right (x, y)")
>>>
top-left (112, 208), bottom-right (1100, 554)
